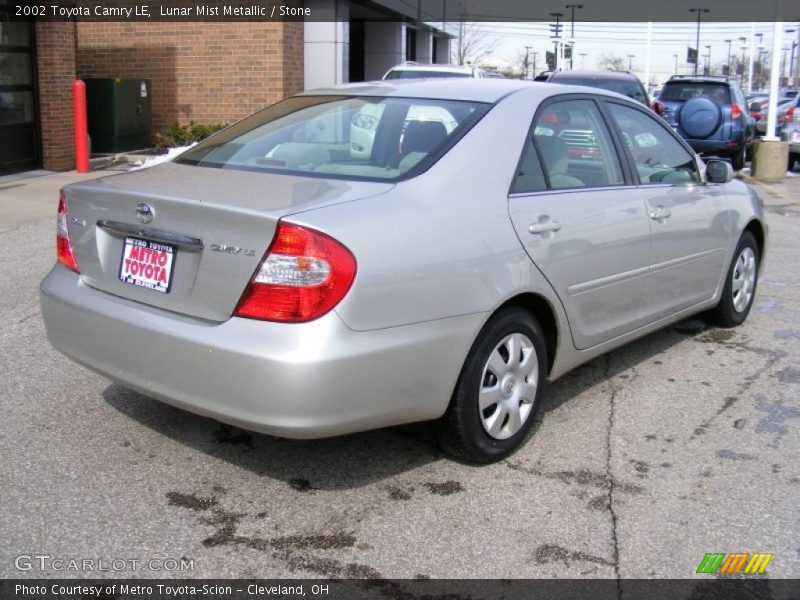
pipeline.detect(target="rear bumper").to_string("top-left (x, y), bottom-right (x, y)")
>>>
top-left (40, 265), bottom-right (482, 438)
top-left (683, 139), bottom-right (744, 154)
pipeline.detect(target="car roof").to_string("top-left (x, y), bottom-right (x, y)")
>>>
top-left (303, 79), bottom-right (536, 103)
top-left (549, 70), bottom-right (641, 81)
top-left (301, 78), bottom-right (641, 105)
top-left (665, 76), bottom-right (734, 86)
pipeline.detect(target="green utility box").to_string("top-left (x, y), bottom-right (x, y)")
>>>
top-left (84, 78), bottom-right (152, 153)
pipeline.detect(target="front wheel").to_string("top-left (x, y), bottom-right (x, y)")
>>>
top-left (435, 308), bottom-right (547, 464)
top-left (706, 231), bottom-right (759, 327)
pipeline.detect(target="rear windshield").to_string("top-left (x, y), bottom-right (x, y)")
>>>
top-left (384, 70), bottom-right (472, 79)
top-left (175, 95), bottom-right (489, 182)
top-left (551, 77), bottom-right (648, 105)
top-left (660, 82), bottom-right (732, 104)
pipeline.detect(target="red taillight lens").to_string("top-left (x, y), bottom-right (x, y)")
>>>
top-left (652, 100), bottom-right (664, 114)
top-left (786, 106), bottom-right (795, 121)
top-left (234, 222), bottom-right (356, 323)
top-left (56, 190), bottom-right (80, 273)
top-left (731, 103), bottom-right (742, 120)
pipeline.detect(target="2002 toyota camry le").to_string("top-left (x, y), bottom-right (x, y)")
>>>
top-left (41, 79), bottom-right (766, 463)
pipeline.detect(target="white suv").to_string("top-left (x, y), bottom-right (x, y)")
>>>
top-left (382, 62), bottom-right (487, 80)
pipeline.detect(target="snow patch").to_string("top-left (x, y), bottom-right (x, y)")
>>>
top-left (129, 143), bottom-right (197, 171)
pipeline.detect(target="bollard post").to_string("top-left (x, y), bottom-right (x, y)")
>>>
top-left (73, 80), bottom-right (90, 173)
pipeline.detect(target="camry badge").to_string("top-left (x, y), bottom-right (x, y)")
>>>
top-left (136, 203), bottom-right (155, 224)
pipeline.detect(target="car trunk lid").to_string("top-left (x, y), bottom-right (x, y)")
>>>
top-left (63, 163), bottom-right (392, 322)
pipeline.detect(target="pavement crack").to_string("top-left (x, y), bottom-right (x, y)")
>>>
top-left (604, 354), bottom-right (622, 596)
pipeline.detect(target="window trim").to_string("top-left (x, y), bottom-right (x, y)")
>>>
top-left (599, 97), bottom-right (702, 186)
top-left (508, 93), bottom-right (634, 196)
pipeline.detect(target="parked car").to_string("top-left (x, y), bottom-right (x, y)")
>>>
top-left (755, 98), bottom-right (795, 138)
top-left (40, 79), bottom-right (766, 463)
top-left (547, 70), bottom-right (650, 107)
top-left (657, 75), bottom-right (755, 170)
top-left (781, 95), bottom-right (800, 170)
top-left (383, 62), bottom-right (487, 80)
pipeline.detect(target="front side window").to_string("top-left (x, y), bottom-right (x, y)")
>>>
top-left (606, 102), bottom-right (700, 184)
top-left (512, 98), bottom-right (624, 193)
top-left (176, 95), bottom-right (489, 182)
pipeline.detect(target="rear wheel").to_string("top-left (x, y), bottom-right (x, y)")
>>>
top-left (789, 152), bottom-right (799, 171)
top-left (706, 231), bottom-right (759, 327)
top-left (731, 145), bottom-right (746, 171)
top-left (436, 308), bottom-right (547, 464)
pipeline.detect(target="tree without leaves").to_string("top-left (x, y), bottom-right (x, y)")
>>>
top-left (597, 53), bottom-right (627, 72)
top-left (453, 22), bottom-right (499, 66)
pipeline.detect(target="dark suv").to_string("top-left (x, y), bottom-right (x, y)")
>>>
top-left (656, 75), bottom-right (755, 170)
top-left (547, 70), bottom-right (650, 107)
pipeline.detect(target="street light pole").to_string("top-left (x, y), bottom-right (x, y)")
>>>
top-left (689, 8), bottom-right (710, 76)
top-left (627, 54), bottom-right (635, 71)
top-left (532, 51), bottom-right (539, 78)
top-left (724, 39), bottom-right (732, 77)
top-left (550, 12), bottom-right (564, 72)
top-left (785, 29), bottom-right (796, 86)
top-left (565, 4), bottom-right (582, 70)
top-left (673, 53), bottom-right (679, 74)
top-left (580, 52), bottom-right (587, 70)
top-left (739, 36), bottom-right (747, 86)
top-left (705, 45), bottom-right (711, 75)
top-left (524, 45), bottom-right (532, 79)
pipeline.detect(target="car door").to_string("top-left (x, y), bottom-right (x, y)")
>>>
top-left (508, 97), bottom-right (653, 350)
top-left (603, 100), bottom-right (729, 321)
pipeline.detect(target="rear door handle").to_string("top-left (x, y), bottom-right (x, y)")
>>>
top-left (649, 206), bottom-right (672, 220)
top-left (529, 221), bottom-right (562, 234)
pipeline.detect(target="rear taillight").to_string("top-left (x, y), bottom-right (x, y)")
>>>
top-left (786, 106), bottom-right (795, 121)
top-left (652, 100), bottom-right (664, 115)
top-left (731, 103), bottom-right (742, 120)
top-left (234, 222), bottom-right (356, 322)
top-left (56, 190), bottom-right (79, 273)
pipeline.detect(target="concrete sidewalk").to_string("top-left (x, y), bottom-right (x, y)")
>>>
top-left (0, 169), bottom-right (110, 230)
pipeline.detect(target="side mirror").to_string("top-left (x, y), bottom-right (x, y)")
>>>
top-left (706, 159), bottom-right (733, 183)
top-left (749, 101), bottom-right (761, 113)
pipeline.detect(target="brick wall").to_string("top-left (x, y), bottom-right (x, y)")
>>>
top-left (35, 22), bottom-right (76, 170)
top-left (76, 22), bottom-right (304, 135)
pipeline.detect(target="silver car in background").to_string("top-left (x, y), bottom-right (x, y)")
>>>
top-left (41, 80), bottom-right (766, 463)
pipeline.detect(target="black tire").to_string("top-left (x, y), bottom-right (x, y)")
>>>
top-left (435, 307), bottom-right (547, 464)
top-left (789, 152), bottom-right (798, 172)
top-left (706, 231), bottom-right (759, 328)
top-left (731, 145), bottom-right (746, 171)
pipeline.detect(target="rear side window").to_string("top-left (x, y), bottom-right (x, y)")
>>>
top-left (512, 99), bottom-right (624, 193)
top-left (176, 95), bottom-right (489, 182)
top-left (551, 76), bottom-right (648, 105)
top-left (660, 82), bottom-right (732, 104)
top-left (384, 70), bottom-right (471, 79)
top-left (606, 102), bottom-right (700, 184)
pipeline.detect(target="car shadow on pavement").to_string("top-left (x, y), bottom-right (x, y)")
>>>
top-left (103, 318), bottom-right (706, 488)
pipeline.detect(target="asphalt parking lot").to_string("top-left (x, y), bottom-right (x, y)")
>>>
top-left (1, 166), bottom-right (798, 581)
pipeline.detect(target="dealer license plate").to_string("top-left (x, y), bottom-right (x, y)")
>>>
top-left (119, 236), bottom-right (175, 293)
top-left (792, 131), bottom-right (800, 144)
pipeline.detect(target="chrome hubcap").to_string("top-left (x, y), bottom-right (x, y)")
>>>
top-left (479, 333), bottom-right (538, 440)
top-left (732, 247), bottom-right (756, 313)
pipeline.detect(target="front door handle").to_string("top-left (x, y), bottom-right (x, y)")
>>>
top-left (529, 220), bottom-right (562, 234)
top-left (649, 206), bottom-right (672, 220)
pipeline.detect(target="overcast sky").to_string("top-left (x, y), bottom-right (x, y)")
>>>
top-left (471, 21), bottom-right (800, 84)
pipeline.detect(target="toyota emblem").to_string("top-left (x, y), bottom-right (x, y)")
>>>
top-left (136, 203), bottom-right (155, 224)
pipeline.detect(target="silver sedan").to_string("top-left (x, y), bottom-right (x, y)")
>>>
top-left (40, 79), bottom-right (766, 463)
